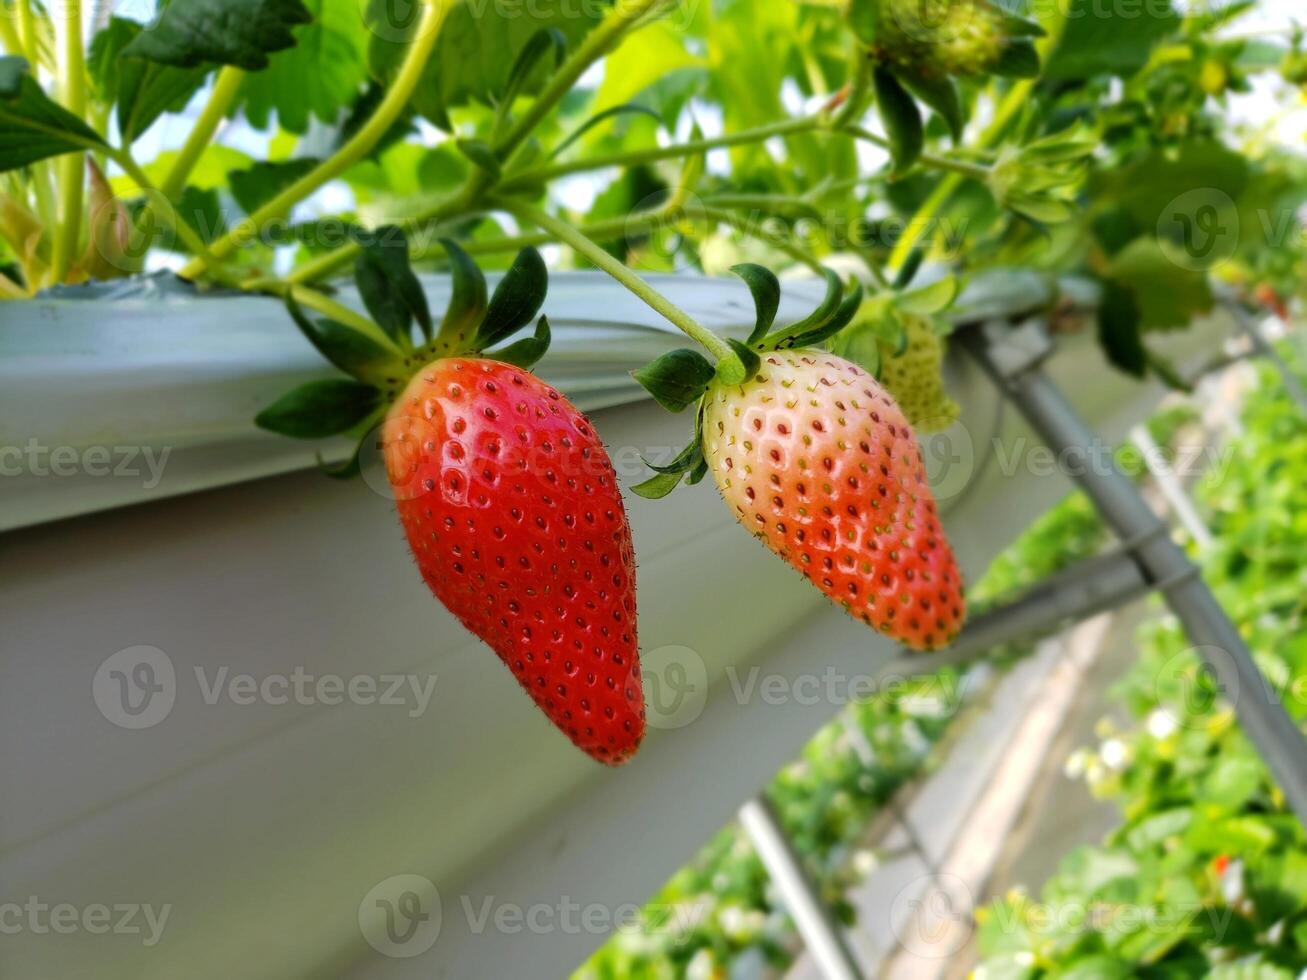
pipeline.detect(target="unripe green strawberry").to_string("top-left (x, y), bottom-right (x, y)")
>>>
top-left (384, 358), bottom-right (645, 765)
top-left (875, 0), bottom-right (1007, 78)
top-left (701, 350), bottom-right (964, 650)
top-left (878, 314), bottom-right (960, 433)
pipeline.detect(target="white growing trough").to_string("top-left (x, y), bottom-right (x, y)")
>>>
top-left (0, 271), bottom-right (1230, 979)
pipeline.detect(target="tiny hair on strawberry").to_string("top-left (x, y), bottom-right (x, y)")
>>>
top-left (256, 228), bottom-right (645, 764)
top-left (630, 264), bottom-right (965, 651)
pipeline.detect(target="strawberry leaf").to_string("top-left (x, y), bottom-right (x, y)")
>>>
top-left (633, 349), bottom-right (716, 413)
top-left (477, 246), bottom-right (548, 349)
top-left (898, 72), bottom-right (963, 144)
top-left (550, 104), bottom-right (662, 160)
top-left (731, 263), bottom-right (780, 345)
top-left (502, 28), bottom-right (567, 115)
top-left (993, 40), bottom-right (1041, 79)
top-left (788, 280), bottom-right (864, 349)
top-left (255, 379), bottom-right (382, 438)
top-left (455, 138), bottom-right (502, 177)
top-left (630, 471), bottom-right (685, 499)
top-left (873, 67), bottom-right (923, 174)
top-left (0, 57), bottom-right (107, 171)
top-left (355, 226), bottom-right (432, 344)
top-left (439, 238), bottom-right (489, 350)
top-left (898, 276), bottom-right (960, 316)
top-left (643, 436), bottom-right (703, 476)
top-left (485, 315), bottom-right (551, 370)
top-left (285, 297), bottom-right (402, 386)
top-left (726, 338), bottom-right (761, 383)
top-left (89, 19), bottom-right (208, 143)
top-left (756, 268), bottom-right (841, 349)
top-left (122, 0), bottom-right (312, 71)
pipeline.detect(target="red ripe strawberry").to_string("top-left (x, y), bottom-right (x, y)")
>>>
top-left (383, 358), bottom-right (644, 764)
top-left (256, 235), bottom-right (644, 764)
top-left (700, 349), bottom-right (964, 650)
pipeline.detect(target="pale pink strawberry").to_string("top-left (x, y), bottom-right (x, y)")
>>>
top-left (701, 349), bottom-right (964, 650)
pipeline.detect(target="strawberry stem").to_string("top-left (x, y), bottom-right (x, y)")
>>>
top-left (498, 197), bottom-right (742, 377)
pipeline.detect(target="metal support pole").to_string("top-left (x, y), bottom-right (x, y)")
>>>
top-left (1128, 424), bottom-right (1215, 551)
top-left (738, 794), bottom-right (865, 980)
top-left (962, 321), bottom-right (1307, 828)
top-left (1225, 299), bottom-right (1307, 416)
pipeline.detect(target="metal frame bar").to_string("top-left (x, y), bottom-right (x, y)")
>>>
top-left (963, 319), bottom-right (1307, 826)
top-left (738, 795), bottom-right (865, 980)
top-left (1223, 298), bottom-right (1307, 416)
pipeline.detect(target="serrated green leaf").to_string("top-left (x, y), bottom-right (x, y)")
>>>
top-left (123, 0), bottom-right (312, 70)
top-left (633, 348), bottom-right (716, 413)
top-left (255, 379), bottom-right (381, 438)
top-left (731, 263), bottom-right (781, 345)
top-left (366, 0), bottom-right (602, 130)
top-left (285, 297), bottom-right (403, 385)
top-left (630, 470), bottom-right (684, 499)
top-left (89, 19), bottom-right (208, 143)
top-left (227, 158), bottom-right (319, 215)
top-left (238, 0), bottom-right (369, 134)
top-left (0, 58), bottom-right (107, 172)
top-left (355, 225), bottom-right (433, 344)
top-left (477, 246), bottom-right (548, 350)
top-left (485, 315), bottom-right (551, 370)
top-left (873, 67), bottom-right (922, 174)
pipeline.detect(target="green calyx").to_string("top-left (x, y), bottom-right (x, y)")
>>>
top-left (255, 228), bottom-right (552, 477)
top-left (628, 262), bottom-right (863, 500)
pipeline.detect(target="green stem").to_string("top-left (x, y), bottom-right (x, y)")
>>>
top-left (179, 0), bottom-right (455, 280)
top-left (499, 116), bottom-right (822, 192)
top-left (844, 126), bottom-right (993, 181)
top-left (109, 149), bottom-right (223, 271)
top-left (0, 10), bottom-right (22, 54)
top-left (16, 0), bottom-right (38, 65)
top-left (50, 0), bottom-right (86, 284)
top-left (496, 0), bottom-right (666, 163)
top-left (160, 66), bottom-right (244, 198)
top-left (287, 284), bottom-right (407, 353)
top-left (283, 186), bottom-right (478, 285)
top-left (498, 197), bottom-right (736, 366)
